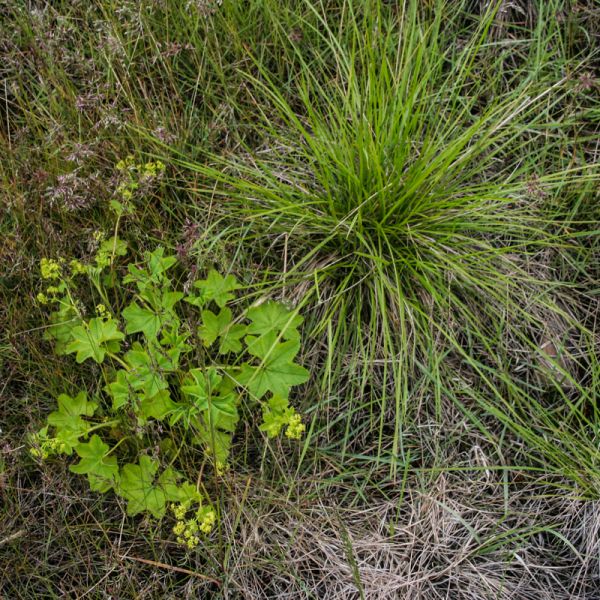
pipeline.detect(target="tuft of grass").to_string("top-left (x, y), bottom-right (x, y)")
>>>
top-left (168, 0), bottom-right (599, 483)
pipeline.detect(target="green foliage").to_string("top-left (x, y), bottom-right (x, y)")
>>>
top-left (172, 0), bottom-right (600, 485)
top-left (33, 242), bottom-right (308, 544)
top-left (47, 392), bottom-right (99, 455)
top-left (3, 1), bottom-right (599, 592)
top-left (247, 301), bottom-right (302, 341)
top-left (65, 318), bottom-right (125, 364)
top-left (122, 302), bottom-right (163, 339)
top-left (186, 269), bottom-right (240, 308)
top-left (240, 332), bottom-right (309, 399)
top-left (70, 435), bottom-right (119, 493)
top-left (199, 307), bottom-right (246, 354)
top-left (118, 456), bottom-right (174, 518)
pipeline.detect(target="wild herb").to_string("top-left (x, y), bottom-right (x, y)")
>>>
top-left (32, 240), bottom-right (308, 548)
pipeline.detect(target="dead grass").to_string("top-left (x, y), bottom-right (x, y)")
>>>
top-left (219, 480), bottom-right (600, 599)
top-left (2, 389), bottom-right (600, 598)
top-left (3, 463), bottom-right (599, 598)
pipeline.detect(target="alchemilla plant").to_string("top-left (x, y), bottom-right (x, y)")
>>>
top-left (31, 233), bottom-right (308, 549)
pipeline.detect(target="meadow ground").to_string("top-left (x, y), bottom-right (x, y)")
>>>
top-left (1, 1), bottom-right (599, 598)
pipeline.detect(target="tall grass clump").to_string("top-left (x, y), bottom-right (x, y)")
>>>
top-left (169, 0), bottom-right (599, 476)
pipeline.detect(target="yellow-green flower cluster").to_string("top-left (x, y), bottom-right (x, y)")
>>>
top-left (115, 156), bottom-right (136, 171)
top-left (38, 258), bottom-right (73, 305)
top-left (29, 435), bottom-right (68, 459)
top-left (40, 258), bottom-right (62, 280)
top-left (285, 413), bottom-right (305, 440)
top-left (115, 157), bottom-right (138, 204)
top-left (260, 399), bottom-right (307, 440)
top-left (37, 285), bottom-right (63, 305)
top-left (141, 160), bottom-right (165, 178)
top-left (38, 258), bottom-right (86, 305)
top-left (171, 503), bottom-right (217, 549)
top-left (116, 181), bottom-right (137, 202)
top-left (199, 508), bottom-right (216, 534)
top-left (93, 229), bottom-right (106, 243)
top-left (114, 156), bottom-right (166, 204)
top-left (215, 461), bottom-right (229, 476)
top-left (70, 259), bottom-right (86, 276)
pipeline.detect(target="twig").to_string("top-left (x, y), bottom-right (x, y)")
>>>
top-left (117, 554), bottom-right (221, 586)
top-left (0, 530), bottom-right (25, 547)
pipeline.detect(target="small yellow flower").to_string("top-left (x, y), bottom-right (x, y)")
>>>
top-left (36, 292), bottom-right (48, 305)
top-left (116, 155), bottom-right (135, 171)
top-left (171, 503), bottom-right (188, 520)
top-left (215, 461), bottom-right (228, 476)
top-left (70, 259), bottom-right (86, 276)
top-left (285, 413), bottom-right (305, 440)
top-left (96, 304), bottom-right (107, 316)
top-left (186, 536), bottom-right (200, 550)
top-left (142, 160), bottom-right (166, 177)
top-left (173, 521), bottom-right (186, 536)
top-left (173, 503), bottom-right (217, 548)
top-left (93, 230), bottom-right (105, 242)
top-left (40, 258), bottom-right (61, 280)
top-left (185, 519), bottom-right (199, 535)
top-left (199, 509), bottom-right (216, 534)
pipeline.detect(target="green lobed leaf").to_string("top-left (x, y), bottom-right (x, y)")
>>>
top-left (105, 370), bottom-right (131, 410)
top-left (160, 325), bottom-right (191, 365)
top-left (193, 426), bottom-right (233, 465)
top-left (118, 457), bottom-right (198, 518)
top-left (65, 317), bottom-right (125, 364)
top-left (138, 288), bottom-right (184, 317)
top-left (48, 391), bottom-right (98, 454)
top-left (124, 342), bottom-right (171, 398)
top-left (205, 392), bottom-right (239, 432)
top-left (122, 301), bottom-right (162, 339)
top-left (70, 435), bottom-right (119, 493)
top-left (188, 270), bottom-right (240, 308)
top-left (94, 237), bottom-right (127, 270)
top-left (123, 247), bottom-right (178, 292)
top-left (118, 455), bottom-right (166, 518)
top-left (157, 468), bottom-right (202, 504)
top-left (159, 290), bottom-right (184, 312)
top-left (44, 303), bottom-right (81, 354)
top-left (139, 389), bottom-right (177, 421)
top-left (218, 323), bottom-right (247, 354)
top-left (246, 301), bottom-right (302, 341)
top-left (239, 332), bottom-right (309, 398)
top-left (48, 391), bottom-right (97, 431)
top-left (198, 307), bottom-right (246, 354)
top-left (181, 367), bottom-right (222, 411)
top-left (147, 247), bottom-right (177, 281)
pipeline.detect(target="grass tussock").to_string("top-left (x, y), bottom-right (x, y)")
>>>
top-left (172, 0), bottom-right (600, 487)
